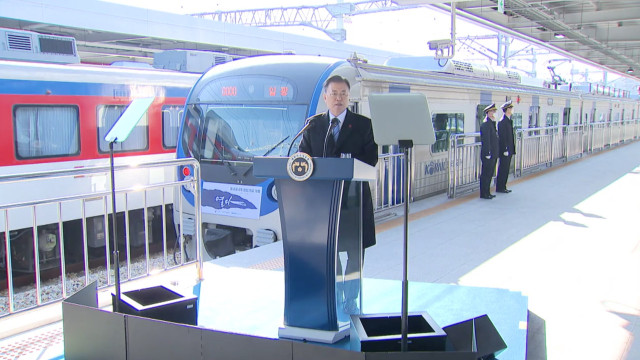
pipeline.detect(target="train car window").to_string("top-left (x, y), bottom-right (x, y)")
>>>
top-left (162, 105), bottom-right (184, 149)
top-left (512, 113), bottom-right (523, 130)
top-left (97, 105), bottom-right (149, 153)
top-left (545, 113), bottom-right (560, 134)
top-left (14, 105), bottom-right (80, 159)
top-left (181, 105), bottom-right (202, 159)
top-left (545, 113), bottom-right (559, 127)
top-left (431, 113), bottom-right (464, 153)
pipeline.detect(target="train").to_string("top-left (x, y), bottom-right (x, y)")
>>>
top-left (174, 54), bottom-right (639, 259)
top-left (0, 59), bottom-right (200, 275)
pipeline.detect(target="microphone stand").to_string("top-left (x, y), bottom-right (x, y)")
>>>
top-left (323, 120), bottom-right (338, 157)
top-left (287, 119), bottom-right (312, 157)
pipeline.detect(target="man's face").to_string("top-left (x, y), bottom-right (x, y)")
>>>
top-left (505, 108), bottom-right (513, 117)
top-left (323, 81), bottom-right (349, 117)
top-left (487, 109), bottom-right (496, 120)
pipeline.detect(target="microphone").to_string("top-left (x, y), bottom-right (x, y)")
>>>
top-left (286, 117), bottom-right (313, 157)
top-left (323, 118), bottom-right (339, 158)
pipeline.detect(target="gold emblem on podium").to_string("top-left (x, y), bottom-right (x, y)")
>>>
top-left (287, 152), bottom-right (313, 181)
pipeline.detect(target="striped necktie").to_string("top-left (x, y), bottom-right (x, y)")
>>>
top-left (331, 118), bottom-right (340, 141)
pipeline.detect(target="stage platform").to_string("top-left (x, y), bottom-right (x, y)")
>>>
top-left (196, 263), bottom-right (527, 357)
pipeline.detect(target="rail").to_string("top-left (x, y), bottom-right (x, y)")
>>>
top-left (1, 158), bottom-right (201, 317)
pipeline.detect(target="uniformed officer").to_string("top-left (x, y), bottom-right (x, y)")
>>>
top-left (496, 100), bottom-right (516, 193)
top-left (479, 103), bottom-right (499, 199)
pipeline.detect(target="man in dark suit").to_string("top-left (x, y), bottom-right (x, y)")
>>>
top-left (479, 103), bottom-right (499, 199)
top-left (298, 74), bottom-right (378, 314)
top-left (496, 100), bottom-right (515, 193)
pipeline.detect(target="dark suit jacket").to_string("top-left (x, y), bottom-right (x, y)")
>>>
top-left (480, 117), bottom-right (499, 160)
top-left (298, 110), bottom-right (378, 249)
top-left (498, 115), bottom-right (516, 156)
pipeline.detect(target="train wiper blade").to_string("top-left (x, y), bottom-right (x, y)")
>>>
top-left (263, 136), bottom-right (290, 157)
top-left (242, 135), bottom-right (290, 177)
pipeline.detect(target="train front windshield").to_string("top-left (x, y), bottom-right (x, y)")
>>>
top-left (183, 104), bottom-right (307, 161)
top-left (180, 74), bottom-right (311, 165)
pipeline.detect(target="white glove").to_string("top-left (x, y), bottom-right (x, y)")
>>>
top-left (485, 155), bottom-right (490, 159)
top-left (503, 151), bottom-right (508, 156)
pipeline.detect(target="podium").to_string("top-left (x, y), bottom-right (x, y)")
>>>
top-left (254, 156), bottom-right (376, 343)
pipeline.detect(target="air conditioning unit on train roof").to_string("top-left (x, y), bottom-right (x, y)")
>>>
top-left (153, 50), bottom-right (233, 73)
top-left (0, 27), bottom-right (80, 64)
top-left (384, 56), bottom-right (521, 84)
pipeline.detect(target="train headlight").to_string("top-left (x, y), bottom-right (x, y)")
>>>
top-left (38, 231), bottom-right (57, 252)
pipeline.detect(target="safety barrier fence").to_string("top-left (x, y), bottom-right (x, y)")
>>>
top-left (0, 158), bottom-right (201, 317)
top-left (447, 120), bottom-right (639, 198)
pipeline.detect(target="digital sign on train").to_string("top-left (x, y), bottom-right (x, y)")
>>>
top-left (200, 76), bottom-right (296, 102)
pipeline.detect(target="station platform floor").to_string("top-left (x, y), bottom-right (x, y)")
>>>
top-left (1, 140), bottom-right (639, 360)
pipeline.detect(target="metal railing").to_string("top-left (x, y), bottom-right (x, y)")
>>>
top-left (446, 120), bottom-right (639, 198)
top-left (373, 153), bottom-right (405, 212)
top-left (1, 158), bottom-right (201, 317)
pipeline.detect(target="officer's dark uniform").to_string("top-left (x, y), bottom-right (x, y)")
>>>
top-left (479, 103), bottom-right (499, 199)
top-left (496, 100), bottom-right (515, 193)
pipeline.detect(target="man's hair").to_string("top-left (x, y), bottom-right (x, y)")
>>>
top-left (323, 75), bottom-right (350, 92)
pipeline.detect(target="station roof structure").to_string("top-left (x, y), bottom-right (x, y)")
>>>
top-left (398, 0), bottom-right (640, 79)
top-left (0, 0), bottom-right (403, 66)
top-left (1, 0), bottom-right (639, 80)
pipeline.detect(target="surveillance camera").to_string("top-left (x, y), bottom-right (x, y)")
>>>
top-left (428, 39), bottom-right (452, 51)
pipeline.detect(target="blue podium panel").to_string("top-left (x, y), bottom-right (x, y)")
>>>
top-left (276, 177), bottom-right (342, 331)
top-left (254, 156), bottom-right (374, 340)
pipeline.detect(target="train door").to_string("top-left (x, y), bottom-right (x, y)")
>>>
top-left (476, 92), bottom-right (493, 131)
top-left (528, 95), bottom-right (540, 130)
top-left (475, 104), bottom-right (488, 131)
top-left (528, 106), bottom-right (540, 129)
top-left (563, 107), bottom-right (571, 126)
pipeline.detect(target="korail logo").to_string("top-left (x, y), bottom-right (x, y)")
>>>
top-left (424, 159), bottom-right (448, 176)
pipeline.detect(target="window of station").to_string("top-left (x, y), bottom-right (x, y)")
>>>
top-left (97, 105), bottom-right (149, 153)
top-left (431, 112), bottom-right (464, 153)
top-left (14, 105), bottom-right (80, 159)
top-left (162, 105), bottom-right (184, 149)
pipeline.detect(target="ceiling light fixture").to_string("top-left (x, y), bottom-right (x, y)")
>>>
top-left (554, 33), bottom-right (566, 39)
top-left (627, 67), bottom-right (635, 74)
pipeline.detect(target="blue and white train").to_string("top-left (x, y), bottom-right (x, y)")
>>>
top-left (175, 54), bottom-right (639, 258)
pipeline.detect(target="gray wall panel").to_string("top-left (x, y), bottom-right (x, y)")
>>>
top-left (202, 330), bottom-right (293, 360)
top-left (62, 303), bottom-right (126, 360)
top-left (292, 341), bottom-right (364, 360)
top-left (126, 316), bottom-right (203, 360)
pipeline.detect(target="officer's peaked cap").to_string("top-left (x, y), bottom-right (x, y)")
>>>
top-left (501, 100), bottom-right (514, 110)
top-left (483, 103), bottom-right (497, 113)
